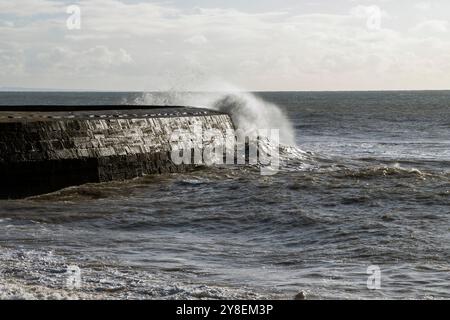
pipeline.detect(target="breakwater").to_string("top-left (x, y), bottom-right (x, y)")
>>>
top-left (0, 106), bottom-right (234, 198)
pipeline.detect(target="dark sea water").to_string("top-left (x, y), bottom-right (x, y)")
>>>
top-left (0, 91), bottom-right (449, 299)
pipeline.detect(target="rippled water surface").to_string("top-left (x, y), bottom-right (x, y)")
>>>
top-left (0, 91), bottom-right (449, 299)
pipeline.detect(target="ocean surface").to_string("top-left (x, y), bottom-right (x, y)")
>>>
top-left (0, 91), bottom-right (448, 300)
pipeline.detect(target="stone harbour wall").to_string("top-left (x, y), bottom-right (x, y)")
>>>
top-left (0, 110), bottom-right (234, 198)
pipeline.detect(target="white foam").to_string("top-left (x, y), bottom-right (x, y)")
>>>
top-left (135, 90), bottom-right (296, 146)
top-left (211, 93), bottom-right (296, 146)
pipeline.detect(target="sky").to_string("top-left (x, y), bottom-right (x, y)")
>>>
top-left (0, 0), bottom-right (449, 91)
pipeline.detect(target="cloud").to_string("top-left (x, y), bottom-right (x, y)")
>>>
top-left (414, 2), bottom-right (432, 11)
top-left (411, 20), bottom-right (448, 33)
top-left (0, 0), bottom-right (63, 16)
top-left (32, 46), bottom-right (134, 75)
top-left (1, 0), bottom-right (450, 90)
top-left (184, 35), bottom-right (208, 45)
top-left (0, 47), bottom-right (25, 76)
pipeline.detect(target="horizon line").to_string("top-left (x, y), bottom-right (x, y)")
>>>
top-left (1, 88), bottom-right (450, 93)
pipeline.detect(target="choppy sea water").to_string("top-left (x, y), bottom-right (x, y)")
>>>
top-left (0, 91), bottom-right (449, 300)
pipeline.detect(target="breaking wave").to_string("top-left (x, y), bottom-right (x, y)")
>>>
top-left (135, 91), bottom-right (296, 146)
top-left (134, 91), bottom-right (316, 171)
top-left (211, 93), bottom-right (296, 146)
top-left (135, 91), bottom-right (310, 170)
top-left (331, 164), bottom-right (435, 179)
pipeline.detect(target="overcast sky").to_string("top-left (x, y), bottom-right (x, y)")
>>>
top-left (1, 0), bottom-right (449, 91)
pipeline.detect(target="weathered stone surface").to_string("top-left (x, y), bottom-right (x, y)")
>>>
top-left (0, 106), bottom-right (234, 198)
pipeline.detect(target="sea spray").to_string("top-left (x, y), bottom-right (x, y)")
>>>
top-left (136, 91), bottom-right (296, 146)
top-left (211, 93), bottom-right (296, 146)
top-left (134, 90), bottom-right (312, 171)
top-left (135, 91), bottom-right (218, 108)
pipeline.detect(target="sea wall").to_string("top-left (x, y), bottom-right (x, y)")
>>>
top-left (0, 108), bottom-right (234, 198)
